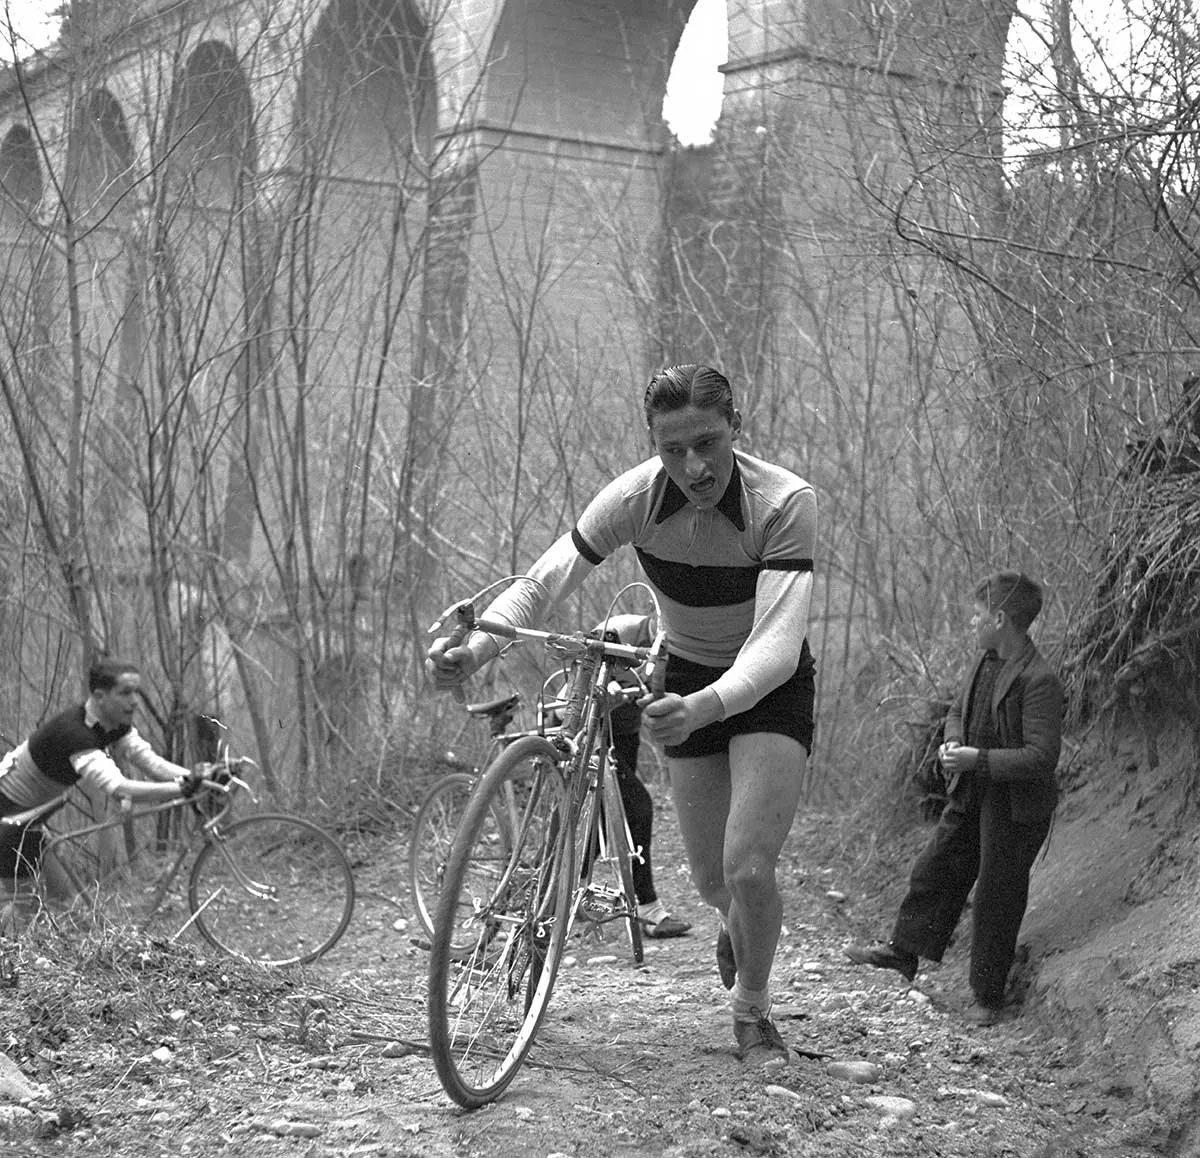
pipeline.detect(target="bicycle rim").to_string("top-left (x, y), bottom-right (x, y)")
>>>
top-left (601, 767), bottom-right (644, 965)
top-left (427, 736), bottom-right (572, 1108)
top-left (188, 815), bottom-right (356, 966)
top-left (409, 772), bottom-right (477, 945)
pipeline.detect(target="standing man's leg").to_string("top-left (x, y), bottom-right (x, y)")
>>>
top-left (669, 734), bottom-right (804, 1061)
top-left (669, 752), bottom-right (731, 920)
top-left (723, 733), bottom-right (805, 996)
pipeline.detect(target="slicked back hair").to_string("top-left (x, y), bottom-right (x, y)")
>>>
top-left (643, 364), bottom-right (735, 428)
top-left (88, 659), bottom-right (139, 693)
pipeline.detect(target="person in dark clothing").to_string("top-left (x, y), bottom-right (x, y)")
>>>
top-left (599, 614), bottom-right (691, 939)
top-left (844, 570), bottom-right (1063, 1026)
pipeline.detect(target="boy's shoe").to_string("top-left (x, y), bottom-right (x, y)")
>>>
top-left (716, 927), bottom-right (737, 989)
top-left (643, 914), bottom-right (692, 939)
top-left (963, 1000), bottom-right (1002, 1027)
top-left (733, 1008), bottom-right (788, 1065)
top-left (843, 940), bottom-right (919, 983)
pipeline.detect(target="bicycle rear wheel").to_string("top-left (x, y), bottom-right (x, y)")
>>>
top-left (188, 815), bottom-right (355, 966)
top-left (427, 736), bottom-right (573, 1108)
top-left (409, 771), bottom-right (476, 945)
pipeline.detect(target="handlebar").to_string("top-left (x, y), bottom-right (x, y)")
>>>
top-left (429, 581), bottom-right (669, 714)
top-left (474, 614), bottom-right (659, 667)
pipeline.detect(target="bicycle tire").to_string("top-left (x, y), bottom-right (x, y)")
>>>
top-left (409, 771), bottom-right (477, 945)
top-left (427, 736), bottom-right (573, 1108)
top-left (187, 814), bottom-right (355, 967)
top-left (601, 764), bottom-right (644, 965)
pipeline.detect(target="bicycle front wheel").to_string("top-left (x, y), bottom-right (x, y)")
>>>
top-left (428, 736), bottom-right (573, 1108)
top-left (188, 815), bottom-right (355, 966)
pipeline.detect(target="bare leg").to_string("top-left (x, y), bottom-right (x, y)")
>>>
top-left (669, 733), bottom-right (805, 991)
top-left (724, 733), bottom-right (804, 991)
top-left (668, 752), bottom-right (732, 917)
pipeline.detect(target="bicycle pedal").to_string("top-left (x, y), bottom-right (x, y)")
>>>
top-left (578, 885), bottom-right (622, 922)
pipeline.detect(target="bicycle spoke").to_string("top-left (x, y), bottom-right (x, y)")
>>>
top-left (428, 736), bottom-right (573, 1108)
top-left (188, 815), bottom-right (355, 966)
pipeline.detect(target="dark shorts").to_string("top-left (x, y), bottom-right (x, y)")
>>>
top-left (664, 641), bottom-right (816, 759)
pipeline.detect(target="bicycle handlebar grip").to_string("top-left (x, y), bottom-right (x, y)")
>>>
top-left (474, 616), bottom-right (517, 638)
top-left (648, 632), bottom-right (668, 701)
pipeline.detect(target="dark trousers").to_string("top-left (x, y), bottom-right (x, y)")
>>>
top-left (0, 792), bottom-right (41, 883)
top-left (611, 731), bottom-right (656, 906)
top-left (891, 774), bottom-right (1052, 1006)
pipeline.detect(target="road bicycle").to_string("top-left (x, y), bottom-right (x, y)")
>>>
top-left (425, 584), bottom-right (666, 1108)
top-left (2, 744), bottom-right (355, 967)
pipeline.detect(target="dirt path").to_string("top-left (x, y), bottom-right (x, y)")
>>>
top-left (0, 788), bottom-right (1154, 1157)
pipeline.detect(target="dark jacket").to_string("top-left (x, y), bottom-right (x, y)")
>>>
top-left (944, 637), bottom-right (1062, 824)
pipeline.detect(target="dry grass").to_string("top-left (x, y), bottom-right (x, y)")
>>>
top-left (1063, 472), bottom-right (1200, 730)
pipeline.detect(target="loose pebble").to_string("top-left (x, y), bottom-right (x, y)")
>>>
top-left (765, 1084), bottom-right (802, 1102)
top-left (827, 1060), bottom-right (882, 1084)
top-left (260, 1120), bottom-right (321, 1138)
top-left (864, 1095), bottom-right (917, 1121)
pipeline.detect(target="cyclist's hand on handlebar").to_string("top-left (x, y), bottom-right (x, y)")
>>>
top-left (425, 635), bottom-right (479, 692)
top-left (180, 765), bottom-right (209, 798)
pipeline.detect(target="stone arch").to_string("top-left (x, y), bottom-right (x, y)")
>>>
top-left (439, 0), bottom-right (700, 421)
top-left (481, 0), bottom-right (693, 148)
top-left (279, 0), bottom-right (441, 756)
top-left (153, 39), bottom-right (262, 563)
top-left (296, 0), bottom-right (435, 182)
top-left (285, 0), bottom-right (438, 516)
top-left (0, 124), bottom-right (43, 233)
top-left (67, 88), bottom-right (137, 227)
top-left (164, 39), bottom-right (257, 206)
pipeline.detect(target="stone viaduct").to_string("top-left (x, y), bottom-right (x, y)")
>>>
top-left (0, 0), bottom-right (1014, 767)
top-left (0, 0), bottom-right (1013, 415)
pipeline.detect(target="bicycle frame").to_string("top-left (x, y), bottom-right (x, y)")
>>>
top-left (6, 761), bottom-right (256, 926)
top-left (467, 606), bottom-right (661, 934)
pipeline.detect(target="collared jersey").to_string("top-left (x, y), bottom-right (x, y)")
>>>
top-left (482, 450), bottom-right (815, 717)
top-left (0, 704), bottom-right (187, 814)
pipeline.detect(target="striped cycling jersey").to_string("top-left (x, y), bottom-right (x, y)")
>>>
top-left (0, 704), bottom-right (186, 814)
top-left (480, 450), bottom-right (816, 718)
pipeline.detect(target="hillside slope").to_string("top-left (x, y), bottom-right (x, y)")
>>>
top-left (1018, 717), bottom-right (1200, 1154)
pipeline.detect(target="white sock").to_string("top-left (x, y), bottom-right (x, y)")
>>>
top-left (639, 900), bottom-right (667, 923)
top-left (732, 983), bottom-right (772, 1021)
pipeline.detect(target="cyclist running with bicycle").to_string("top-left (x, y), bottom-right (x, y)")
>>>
top-left (428, 364), bottom-right (817, 1066)
top-left (0, 659), bottom-right (209, 930)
